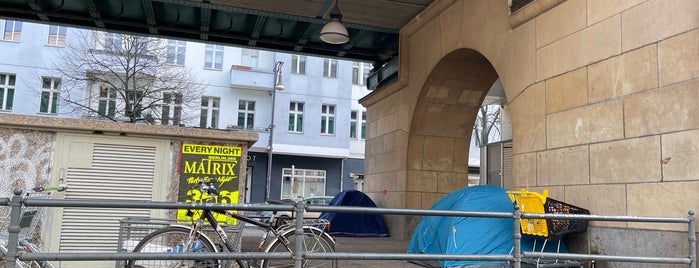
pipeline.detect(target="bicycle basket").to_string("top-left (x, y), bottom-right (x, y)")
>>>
top-left (18, 191), bottom-right (52, 238)
top-left (19, 210), bottom-right (38, 228)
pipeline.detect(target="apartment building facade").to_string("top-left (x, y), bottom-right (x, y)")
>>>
top-left (0, 19), bottom-right (368, 203)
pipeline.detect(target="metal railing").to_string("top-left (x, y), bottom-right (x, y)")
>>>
top-left (2, 189), bottom-right (696, 268)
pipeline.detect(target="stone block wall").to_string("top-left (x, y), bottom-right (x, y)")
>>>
top-left (361, 0), bottom-right (698, 262)
top-left (511, 0), bottom-right (698, 235)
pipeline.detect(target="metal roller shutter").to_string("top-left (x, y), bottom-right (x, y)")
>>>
top-left (59, 143), bottom-right (156, 252)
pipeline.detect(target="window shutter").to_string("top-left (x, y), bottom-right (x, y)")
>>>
top-left (501, 142), bottom-right (513, 189)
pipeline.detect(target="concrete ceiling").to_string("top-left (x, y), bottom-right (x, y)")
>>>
top-left (0, 0), bottom-right (434, 65)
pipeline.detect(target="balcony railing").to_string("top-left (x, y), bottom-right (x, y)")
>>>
top-left (226, 125), bottom-right (269, 133)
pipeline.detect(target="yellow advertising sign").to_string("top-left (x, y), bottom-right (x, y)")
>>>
top-left (177, 143), bottom-right (241, 225)
top-left (182, 143), bottom-right (242, 156)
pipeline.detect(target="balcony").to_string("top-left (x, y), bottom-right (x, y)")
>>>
top-left (230, 65), bottom-right (275, 91)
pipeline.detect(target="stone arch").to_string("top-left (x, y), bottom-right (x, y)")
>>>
top-left (361, 0), bottom-right (520, 239)
top-left (406, 49), bottom-right (498, 210)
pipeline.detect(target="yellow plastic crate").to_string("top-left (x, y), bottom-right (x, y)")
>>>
top-left (506, 189), bottom-right (549, 238)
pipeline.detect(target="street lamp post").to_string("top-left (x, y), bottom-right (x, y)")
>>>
top-left (266, 61), bottom-right (284, 201)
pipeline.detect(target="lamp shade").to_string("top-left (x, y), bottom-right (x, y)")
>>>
top-left (320, 19), bottom-right (349, 44)
top-left (275, 76), bottom-right (284, 91)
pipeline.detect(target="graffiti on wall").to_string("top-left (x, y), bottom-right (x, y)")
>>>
top-left (0, 130), bottom-right (54, 197)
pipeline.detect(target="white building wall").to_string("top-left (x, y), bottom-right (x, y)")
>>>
top-left (0, 21), bottom-right (78, 116)
top-left (0, 20), bottom-right (367, 161)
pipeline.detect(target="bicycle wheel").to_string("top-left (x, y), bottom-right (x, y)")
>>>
top-left (260, 227), bottom-right (336, 268)
top-left (22, 260), bottom-right (49, 268)
top-left (126, 226), bottom-right (219, 268)
top-left (2, 244), bottom-right (44, 268)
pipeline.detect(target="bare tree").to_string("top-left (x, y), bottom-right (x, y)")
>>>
top-left (473, 105), bottom-right (501, 146)
top-left (55, 31), bottom-right (204, 124)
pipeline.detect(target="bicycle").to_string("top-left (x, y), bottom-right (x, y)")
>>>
top-left (126, 180), bottom-right (337, 268)
top-left (1, 185), bottom-right (68, 268)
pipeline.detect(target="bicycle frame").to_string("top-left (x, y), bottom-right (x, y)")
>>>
top-left (18, 240), bottom-right (56, 268)
top-left (199, 207), bottom-right (283, 253)
top-left (182, 181), bottom-right (334, 268)
top-left (0, 245), bottom-right (31, 268)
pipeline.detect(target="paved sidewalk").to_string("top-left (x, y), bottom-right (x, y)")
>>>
top-left (240, 227), bottom-right (423, 267)
top-left (333, 236), bottom-right (424, 268)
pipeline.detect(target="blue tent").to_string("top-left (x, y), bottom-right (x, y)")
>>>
top-left (318, 190), bottom-right (388, 237)
top-left (408, 185), bottom-right (567, 267)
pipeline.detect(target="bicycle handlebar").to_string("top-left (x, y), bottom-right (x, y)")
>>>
top-left (265, 199), bottom-right (289, 205)
top-left (31, 184), bottom-right (68, 193)
top-left (197, 180), bottom-right (220, 196)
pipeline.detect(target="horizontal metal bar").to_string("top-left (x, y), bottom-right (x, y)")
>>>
top-left (522, 213), bottom-right (690, 223)
top-left (307, 205), bottom-right (514, 218)
top-left (0, 197), bottom-right (8, 206)
top-left (20, 251), bottom-right (693, 265)
top-left (308, 252), bottom-right (514, 261)
top-left (23, 199), bottom-right (293, 211)
top-left (22, 199), bottom-right (690, 224)
top-left (524, 252), bottom-right (691, 264)
top-left (20, 252), bottom-right (291, 261)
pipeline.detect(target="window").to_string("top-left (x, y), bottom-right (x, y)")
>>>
top-left (281, 168), bottom-right (326, 199)
top-left (2, 20), bottom-right (22, 41)
top-left (200, 96), bottom-right (220, 128)
top-left (0, 74), bottom-right (15, 111)
top-left (126, 36), bottom-right (150, 54)
top-left (97, 83), bottom-right (116, 118)
top-left (205, 44), bottom-right (224, 70)
top-left (47, 25), bottom-right (67, 47)
top-left (323, 59), bottom-right (337, 78)
top-left (104, 32), bottom-right (122, 52)
top-left (350, 111), bottom-right (358, 139)
top-left (166, 40), bottom-right (186, 65)
top-left (352, 62), bottom-right (372, 85)
top-left (39, 77), bottom-right (60, 114)
top-left (291, 55), bottom-right (306, 74)
top-left (320, 104), bottom-right (335, 135)
top-left (125, 89), bottom-right (143, 118)
top-left (288, 101), bottom-right (304, 133)
top-left (161, 92), bottom-right (183, 126)
top-left (350, 110), bottom-right (366, 139)
top-left (241, 49), bottom-right (259, 69)
top-left (237, 100), bottom-right (255, 129)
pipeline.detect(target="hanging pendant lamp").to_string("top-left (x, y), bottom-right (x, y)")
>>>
top-left (320, 1), bottom-right (349, 44)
